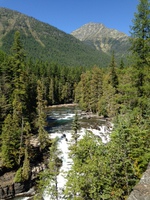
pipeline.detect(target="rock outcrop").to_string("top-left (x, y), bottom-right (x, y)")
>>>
top-left (0, 162), bottom-right (46, 200)
top-left (0, 135), bottom-right (48, 200)
top-left (0, 181), bottom-right (32, 200)
top-left (128, 163), bottom-right (150, 200)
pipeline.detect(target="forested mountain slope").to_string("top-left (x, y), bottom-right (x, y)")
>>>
top-left (0, 7), bottom-right (110, 67)
top-left (71, 22), bottom-right (131, 61)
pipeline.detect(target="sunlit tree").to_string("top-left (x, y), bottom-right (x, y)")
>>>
top-left (130, 0), bottom-right (150, 66)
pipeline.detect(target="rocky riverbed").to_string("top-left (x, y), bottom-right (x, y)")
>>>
top-left (1, 104), bottom-right (149, 199)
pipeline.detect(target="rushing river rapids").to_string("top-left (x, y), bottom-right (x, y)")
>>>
top-left (13, 105), bottom-right (112, 200)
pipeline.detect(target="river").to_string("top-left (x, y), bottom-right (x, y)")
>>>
top-left (13, 105), bottom-right (112, 200)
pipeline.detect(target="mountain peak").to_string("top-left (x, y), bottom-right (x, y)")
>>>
top-left (71, 22), bottom-right (127, 41)
top-left (82, 22), bottom-right (105, 28)
top-left (71, 22), bottom-right (130, 58)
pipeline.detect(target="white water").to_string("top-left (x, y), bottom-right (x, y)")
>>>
top-left (44, 112), bottom-right (112, 200)
top-left (15, 107), bottom-right (112, 200)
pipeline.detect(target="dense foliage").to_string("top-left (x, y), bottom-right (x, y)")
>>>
top-left (64, 1), bottom-right (150, 199)
top-left (0, 31), bottom-right (84, 182)
top-left (0, 0), bottom-right (150, 199)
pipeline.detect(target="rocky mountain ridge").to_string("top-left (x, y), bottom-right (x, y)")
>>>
top-left (71, 22), bottom-right (131, 59)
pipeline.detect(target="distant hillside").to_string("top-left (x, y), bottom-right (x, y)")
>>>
top-left (0, 8), bottom-right (111, 67)
top-left (71, 22), bottom-right (131, 61)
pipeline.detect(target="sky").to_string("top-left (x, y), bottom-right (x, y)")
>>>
top-left (0, 0), bottom-right (139, 36)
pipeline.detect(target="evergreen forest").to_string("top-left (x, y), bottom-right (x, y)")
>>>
top-left (0, 0), bottom-right (150, 199)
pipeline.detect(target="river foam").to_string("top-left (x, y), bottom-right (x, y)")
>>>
top-left (15, 106), bottom-right (112, 200)
top-left (44, 124), bottom-right (112, 199)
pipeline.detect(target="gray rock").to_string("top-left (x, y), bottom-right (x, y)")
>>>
top-left (128, 163), bottom-right (150, 200)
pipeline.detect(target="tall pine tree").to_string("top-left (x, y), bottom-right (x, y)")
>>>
top-left (130, 0), bottom-right (150, 67)
top-left (130, 0), bottom-right (150, 109)
top-left (36, 79), bottom-right (49, 151)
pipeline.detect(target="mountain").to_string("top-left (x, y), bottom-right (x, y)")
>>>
top-left (0, 8), bottom-right (110, 67)
top-left (71, 22), bottom-right (131, 61)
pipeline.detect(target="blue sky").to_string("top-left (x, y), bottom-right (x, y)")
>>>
top-left (0, 0), bottom-right (139, 36)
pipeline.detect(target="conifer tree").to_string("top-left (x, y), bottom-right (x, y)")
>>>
top-left (1, 114), bottom-right (20, 168)
top-left (36, 79), bottom-right (49, 151)
top-left (71, 111), bottom-right (80, 145)
top-left (11, 31), bottom-right (26, 66)
top-left (0, 93), bottom-right (8, 133)
top-left (22, 143), bottom-right (30, 180)
top-left (130, 0), bottom-right (150, 67)
top-left (9, 31), bottom-right (29, 131)
top-left (129, 0), bottom-right (150, 109)
top-left (1, 31), bottom-right (28, 168)
top-left (75, 71), bottom-right (92, 111)
top-left (89, 66), bottom-right (103, 113)
top-left (0, 56), bottom-right (13, 109)
top-left (120, 58), bottom-right (124, 69)
top-left (49, 78), bottom-right (55, 105)
top-left (98, 54), bottom-right (119, 117)
top-left (109, 52), bottom-right (118, 89)
top-left (22, 122), bottom-right (31, 180)
top-left (11, 31), bottom-right (26, 96)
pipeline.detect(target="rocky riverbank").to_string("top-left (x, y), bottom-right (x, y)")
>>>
top-left (0, 134), bottom-right (49, 200)
top-left (46, 103), bottom-right (78, 108)
top-left (0, 161), bottom-right (47, 200)
top-left (0, 110), bottom-right (111, 200)
top-left (0, 181), bottom-right (33, 200)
